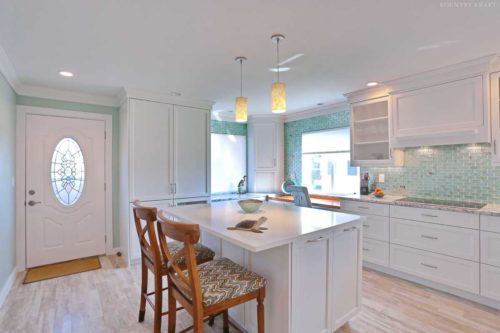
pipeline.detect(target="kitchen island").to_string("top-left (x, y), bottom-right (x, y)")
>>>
top-left (159, 200), bottom-right (364, 333)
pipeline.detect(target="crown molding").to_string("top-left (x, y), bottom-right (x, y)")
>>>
top-left (248, 113), bottom-right (285, 123)
top-left (284, 101), bottom-right (349, 122)
top-left (0, 43), bottom-right (21, 92)
top-left (121, 87), bottom-right (215, 110)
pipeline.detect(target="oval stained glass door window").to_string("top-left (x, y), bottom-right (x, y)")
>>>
top-left (51, 138), bottom-right (85, 206)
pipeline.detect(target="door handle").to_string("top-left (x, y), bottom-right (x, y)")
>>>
top-left (28, 200), bottom-right (41, 206)
top-left (307, 236), bottom-right (327, 243)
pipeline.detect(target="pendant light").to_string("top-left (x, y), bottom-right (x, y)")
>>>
top-left (271, 34), bottom-right (286, 114)
top-left (234, 56), bottom-right (248, 122)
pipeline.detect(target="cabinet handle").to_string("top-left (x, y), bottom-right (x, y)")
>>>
top-left (363, 248), bottom-right (369, 251)
top-left (174, 183), bottom-right (177, 194)
top-left (307, 236), bottom-right (327, 243)
top-left (357, 206), bottom-right (370, 210)
top-left (421, 262), bottom-right (438, 269)
top-left (421, 234), bottom-right (438, 240)
top-left (363, 224), bottom-right (369, 228)
top-left (495, 140), bottom-right (497, 155)
top-left (421, 213), bottom-right (438, 218)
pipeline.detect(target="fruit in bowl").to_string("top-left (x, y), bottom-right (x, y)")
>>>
top-left (373, 188), bottom-right (385, 198)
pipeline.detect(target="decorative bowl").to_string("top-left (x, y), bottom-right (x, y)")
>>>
top-left (238, 199), bottom-right (263, 213)
top-left (373, 193), bottom-right (385, 199)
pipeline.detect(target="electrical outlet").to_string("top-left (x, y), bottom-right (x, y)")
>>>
top-left (378, 173), bottom-right (385, 183)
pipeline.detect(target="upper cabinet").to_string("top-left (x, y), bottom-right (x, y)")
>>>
top-left (247, 117), bottom-right (284, 193)
top-left (390, 75), bottom-right (489, 148)
top-left (491, 72), bottom-right (500, 165)
top-left (350, 96), bottom-right (404, 167)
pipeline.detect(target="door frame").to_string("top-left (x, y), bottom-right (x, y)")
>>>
top-left (16, 105), bottom-right (114, 271)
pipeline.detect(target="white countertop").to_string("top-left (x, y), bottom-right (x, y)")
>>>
top-left (159, 200), bottom-right (363, 252)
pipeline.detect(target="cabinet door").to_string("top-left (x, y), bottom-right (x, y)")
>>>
top-left (254, 123), bottom-right (277, 169)
top-left (481, 264), bottom-right (500, 301)
top-left (391, 76), bottom-right (486, 147)
top-left (130, 99), bottom-right (173, 201)
top-left (292, 231), bottom-right (332, 333)
top-left (491, 72), bottom-right (500, 165)
top-left (481, 231), bottom-right (500, 267)
top-left (172, 106), bottom-right (210, 198)
top-left (332, 225), bottom-right (362, 331)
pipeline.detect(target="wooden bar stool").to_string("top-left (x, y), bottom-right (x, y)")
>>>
top-left (132, 201), bottom-right (216, 333)
top-left (157, 210), bottom-right (267, 333)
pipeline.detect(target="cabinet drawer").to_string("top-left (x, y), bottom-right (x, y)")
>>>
top-left (480, 215), bottom-right (500, 233)
top-left (390, 244), bottom-right (479, 294)
top-left (390, 218), bottom-right (479, 261)
top-left (481, 231), bottom-right (500, 267)
top-left (361, 215), bottom-right (389, 242)
top-left (362, 239), bottom-right (389, 267)
top-left (481, 264), bottom-right (500, 302)
top-left (341, 201), bottom-right (390, 217)
top-left (390, 205), bottom-right (479, 229)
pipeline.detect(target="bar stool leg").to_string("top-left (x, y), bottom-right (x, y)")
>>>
top-left (138, 260), bottom-right (147, 322)
top-left (223, 310), bottom-right (229, 333)
top-left (153, 273), bottom-right (163, 333)
top-left (167, 286), bottom-right (177, 333)
top-left (257, 288), bottom-right (265, 333)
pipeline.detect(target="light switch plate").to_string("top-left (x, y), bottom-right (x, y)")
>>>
top-left (378, 173), bottom-right (385, 183)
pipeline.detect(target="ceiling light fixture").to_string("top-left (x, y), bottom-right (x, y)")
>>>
top-left (59, 71), bottom-right (74, 77)
top-left (234, 56), bottom-right (248, 123)
top-left (269, 67), bottom-right (290, 73)
top-left (271, 34), bottom-right (286, 114)
top-left (367, 81), bottom-right (378, 87)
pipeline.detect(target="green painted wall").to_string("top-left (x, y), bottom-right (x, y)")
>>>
top-left (0, 72), bottom-right (16, 290)
top-left (284, 111), bottom-right (500, 204)
top-left (17, 96), bottom-right (121, 247)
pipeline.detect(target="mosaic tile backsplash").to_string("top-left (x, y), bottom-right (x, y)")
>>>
top-left (284, 110), bottom-right (500, 204)
top-left (211, 120), bottom-right (247, 136)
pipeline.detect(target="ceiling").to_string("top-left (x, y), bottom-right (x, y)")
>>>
top-left (0, 0), bottom-right (499, 114)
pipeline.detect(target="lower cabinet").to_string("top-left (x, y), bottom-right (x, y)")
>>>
top-left (292, 231), bottom-right (333, 333)
top-left (390, 244), bottom-right (480, 294)
top-left (481, 264), bottom-right (500, 302)
top-left (363, 238), bottom-right (389, 267)
top-left (332, 225), bottom-right (362, 331)
top-left (291, 225), bottom-right (362, 333)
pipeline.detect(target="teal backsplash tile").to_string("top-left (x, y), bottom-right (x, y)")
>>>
top-left (284, 111), bottom-right (500, 203)
top-left (211, 120), bottom-right (247, 136)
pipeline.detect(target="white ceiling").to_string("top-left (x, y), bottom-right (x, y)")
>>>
top-left (0, 0), bottom-right (499, 113)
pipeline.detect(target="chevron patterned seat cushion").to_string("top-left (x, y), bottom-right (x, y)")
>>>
top-left (166, 241), bottom-right (215, 267)
top-left (183, 257), bottom-right (266, 307)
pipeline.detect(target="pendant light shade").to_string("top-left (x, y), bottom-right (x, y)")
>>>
top-left (234, 56), bottom-right (248, 122)
top-left (271, 34), bottom-right (286, 114)
top-left (235, 96), bottom-right (248, 122)
top-left (271, 82), bottom-right (286, 113)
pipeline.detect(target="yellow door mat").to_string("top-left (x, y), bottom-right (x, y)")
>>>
top-left (23, 256), bottom-right (101, 284)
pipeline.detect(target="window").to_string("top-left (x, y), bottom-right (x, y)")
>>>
top-left (211, 133), bottom-right (247, 193)
top-left (301, 128), bottom-right (359, 195)
top-left (51, 138), bottom-right (85, 206)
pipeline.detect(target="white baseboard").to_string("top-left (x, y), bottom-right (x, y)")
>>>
top-left (0, 267), bottom-right (17, 309)
top-left (363, 262), bottom-right (500, 310)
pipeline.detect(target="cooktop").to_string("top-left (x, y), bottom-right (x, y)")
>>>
top-left (396, 197), bottom-right (486, 209)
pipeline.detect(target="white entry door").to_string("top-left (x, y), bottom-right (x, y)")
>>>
top-left (26, 114), bottom-right (106, 267)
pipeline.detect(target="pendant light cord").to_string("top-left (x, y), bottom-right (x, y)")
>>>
top-left (276, 38), bottom-right (280, 82)
top-left (240, 58), bottom-right (243, 96)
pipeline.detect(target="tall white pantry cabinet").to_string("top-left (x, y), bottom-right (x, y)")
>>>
top-left (119, 91), bottom-right (213, 263)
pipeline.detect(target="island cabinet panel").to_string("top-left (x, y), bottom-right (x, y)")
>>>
top-left (291, 230), bottom-right (333, 333)
top-left (481, 264), bottom-right (500, 302)
top-left (332, 225), bottom-right (362, 331)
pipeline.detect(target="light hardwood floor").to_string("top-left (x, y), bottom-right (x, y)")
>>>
top-left (0, 255), bottom-right (499, 333)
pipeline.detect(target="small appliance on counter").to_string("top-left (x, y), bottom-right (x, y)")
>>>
top-left (360, 172), bottom-right (370, 195)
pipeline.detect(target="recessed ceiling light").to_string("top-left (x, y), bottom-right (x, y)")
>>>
top-left (317, 103), bottom-right (324, 106)
top-left (367, 81), bottom-right (378, 87)
top-left (59, 71), bottom-right (74, 77)
top-left (269, 67), bottom-right (290, 73)
top-left (170, 92), bottom-right (182, 96)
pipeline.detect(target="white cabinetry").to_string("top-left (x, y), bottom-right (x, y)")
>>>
top-left (332, 225), bottom-right (362, 331)
top-left (292, 231), bottom-right (333, 333)
top-left (119, 92), bottom-right (213, 264)
top-left (248, 117), bottom-right (284, 193)
top-left (350, 97), bottom-right (403, 166)
top-left (491, 72), bottom-right (500, 165)
top-left (391, 75), bottom-right (489, 148)
top-left (481, 264), bottom-right (500, 302)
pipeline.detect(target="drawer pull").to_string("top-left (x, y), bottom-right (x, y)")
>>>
top-left (421, 262), bottom-right (438, 269)
top-left (363, 248), bottom-right (369, 251)
top-left (421, 213), bottom-right (438, 218)
top-left (421, 234), bottom-right (438, 240)
top-left (363, 224), bottom-right (370, 228)
top-left (357, 206), bottom-right (370, 210)
top-left (307, 236), bottom-right (327, 243)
